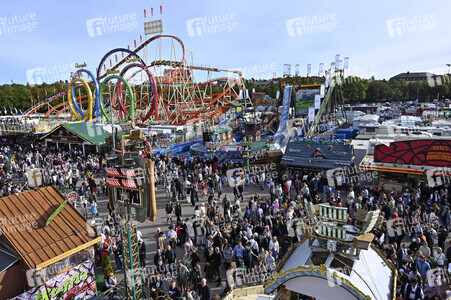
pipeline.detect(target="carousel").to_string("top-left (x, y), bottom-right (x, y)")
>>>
top-left (264, 202), bottom-right (396, 300)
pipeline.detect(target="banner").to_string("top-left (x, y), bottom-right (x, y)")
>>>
top-left (320, 84), bottom-right (325, 98)
top-left (308, 107), bottom-right (315, 122)
top-left (238, 89), bottom-right (243, 100)
top-left (314, 94), bottom-right (321, 109)
top-left (344, 57), bottom-right (349, 70)
top-left (330, 62), bottom-right (336, 76)
top-left (307, 64), bottom-right (311, 76)
top-left (16, 259), bottom-right (96, 300)
top-left (295, 64), bottom-right (299, 76)
top-left (319, 63), bottom-right (324, 75)
top-left (283, 64), bottom-right (291, 76)
top-left (375, 140), bottom-right (451, 167)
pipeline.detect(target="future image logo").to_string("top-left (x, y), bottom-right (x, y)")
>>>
top-left (230, 63), bottom-right (277, 80)
top-left (386, 13), bottom-right (438, 37)
top-left (425, 167), bottom-right (451, 188)
top-left (286, 13), bottom-right (337, 37)
top-left (0, 13), bottom-right (38, 37)
top-left (86, 13), bottom-right (138, 37)
top-left (326, 166), bottom-right (378, 187)
top-left (226, 167), bottom-right (244, 188)
top-left (186, 13), bottom-right (238, 37)
top-left (26, 63), bottom-right (76, 85)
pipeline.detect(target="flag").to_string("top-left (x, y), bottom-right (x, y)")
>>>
top-left (110, 60), bottom-right (112, 67)
top-left (45, 88), bottom-right (47, 97)
top-left (144, 9), bottom-right (147, 18)
top-left (96, 67), bottom-right (98, 74)
top-left (61, 81), bottom-right (63, 89)
top-left (31, 95), bottom-right (33, 105)
top-left (160, 5), bottom-right (162, 14)
top-left (53, 85), bottom-right (56, 93)
top-left (319, 63), bottom-right (324, 76)
top-left (344, 57), bottom-right (349, 70)
top-left (122, 51), bottom-right (124, 58)
top-left (115, 54), bottom-right (118, 62)
top-left (134, 40), bottom-right (137, 48)
top-left (127, 45), bottom-right (130, 50)
top-left (151, 8), bottom-right (153, 16)
top-left (104, 64), bottom-right (106, 71)
top-left (140, 35), bottom-right (142, 43)
top-left (15, 108), bottom-right (18, 115)
top-left (37, 91), bottom-right (40, 99)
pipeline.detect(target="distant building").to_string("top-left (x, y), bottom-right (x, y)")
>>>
top-left (155, 69), bottom-right (192, 85)
top-left (253, 79), bottom-right (276, 86)
top-left (389, 71), bottom-right (436, 83)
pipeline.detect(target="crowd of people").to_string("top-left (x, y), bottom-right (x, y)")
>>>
top-left (1, 135), bottom-right (450, 299)
top-left (96, 154), bottom-right (450, 299)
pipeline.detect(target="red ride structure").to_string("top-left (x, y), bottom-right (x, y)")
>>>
top-left (26, 34), bottom-right (244, 126)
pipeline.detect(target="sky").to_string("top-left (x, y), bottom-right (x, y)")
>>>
top-left (0, 0), bottom-right (450, 85)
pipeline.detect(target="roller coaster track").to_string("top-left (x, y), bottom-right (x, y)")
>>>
top-left (25, 34), bottom-right (243, 126)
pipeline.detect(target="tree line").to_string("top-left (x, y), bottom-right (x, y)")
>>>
top-left (1, 75), bottom-right (450, 113)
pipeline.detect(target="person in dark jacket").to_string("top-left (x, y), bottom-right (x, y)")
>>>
top-left (403, 278), bottom-right (424, 299)
top-left (154, 249), bottom-right (163, 266)
top-left (138, 239), bottom-right (146, 268)
top-left (168, 280), bottom-right (181, 299)
top-left (190, 247), bottom-right (200, 269)
top-left (113, 236), bottom-right (123, 271)
top-left (200, 278), bottom-right (211, 300)
top-left (164, 245), bottom-right (177, 265)
top-left (175, 201), bottom-right (182, 225)
top-left (213, 247), bottom-right (222, 286)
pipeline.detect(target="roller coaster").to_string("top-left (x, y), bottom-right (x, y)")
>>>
top-left (25, 34), bottom-right (244, 126)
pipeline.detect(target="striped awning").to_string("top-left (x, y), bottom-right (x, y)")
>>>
top-left (121, 179), bottom-right (137, 189)
top-left (105, 168), bottom-right (120, 176)
top-left (106, 178), bottom-right (121, 187)
top-left (120, 169), bottom-right (136, 177)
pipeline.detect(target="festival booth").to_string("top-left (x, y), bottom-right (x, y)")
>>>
top-left (359, 139), bottom-right (451, 191)
top-left (40, 121), bottom-right (111, 155)
top-left (281, 142), bottom-right (355, 171)
top-left (0, 186), bottom-right (100, 300)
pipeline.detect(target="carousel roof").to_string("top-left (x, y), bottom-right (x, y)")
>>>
top-left (265, 202), bottom-right (396, 300)
top-left (264, 239), bottom-right (395, 300)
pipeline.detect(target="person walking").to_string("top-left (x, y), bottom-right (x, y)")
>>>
top-left (200, 278), bottom-right (211, 300)
top-left (166, 201), bottom-right (174, 224)
top-left (138, 239), bottom-right (147, 268)
top-left (175, 201), bottom-right (182, 225)
top-left (113, 236), bottom-right (123, 272)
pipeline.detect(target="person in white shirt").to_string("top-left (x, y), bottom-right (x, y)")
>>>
top-left (269, 236), bottom-right (279, 260)
top-left (433, 247), bottom-right (446, 268)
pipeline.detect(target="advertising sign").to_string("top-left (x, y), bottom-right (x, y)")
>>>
top-left (295, 89), bottom-right (320, 117)
top-left (375, 140), bottom-right (451, 167)
top-left (17, 259), bottom-right (96, 300)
